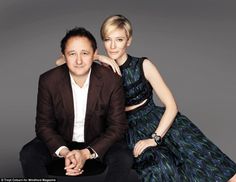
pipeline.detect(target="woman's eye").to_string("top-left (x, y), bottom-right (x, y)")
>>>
top-left (118, 39), bottom-right (123, 42)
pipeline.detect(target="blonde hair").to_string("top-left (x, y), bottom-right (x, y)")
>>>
top-left (100, 14), bottom-right (133, 40)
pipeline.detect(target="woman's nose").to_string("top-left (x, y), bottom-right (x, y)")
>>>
top-left (111, 41), bottom-right (116, 49)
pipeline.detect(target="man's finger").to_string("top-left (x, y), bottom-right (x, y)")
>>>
top-left (64, 162), bottom-right (76, 170)
top-left (66, 169), bottom-right (84, 176)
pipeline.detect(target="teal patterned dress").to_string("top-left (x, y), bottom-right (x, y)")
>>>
top-left (120, 55), bottom-right (236, 182)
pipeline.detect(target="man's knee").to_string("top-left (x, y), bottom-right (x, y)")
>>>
top-left (20, 142), bottom-right (35, 162)
top-left (20, 138), bottom-right (52, 177)
top-left (20, 138), bottom-right (50, 163)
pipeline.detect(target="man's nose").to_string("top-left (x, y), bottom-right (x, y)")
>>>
top-left (76, 55), bottom-right (82, 64)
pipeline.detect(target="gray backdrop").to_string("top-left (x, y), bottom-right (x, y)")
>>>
top-left (0, 0), bottom-right (235, 177)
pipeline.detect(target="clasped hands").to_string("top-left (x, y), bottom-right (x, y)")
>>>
top-left (61, 148), bottom-right (89, 176)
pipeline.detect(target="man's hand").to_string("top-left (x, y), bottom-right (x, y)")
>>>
top-left (59, 147), bottom-right (70, 158)
top-left (64, 149), bottom-right (90, 176)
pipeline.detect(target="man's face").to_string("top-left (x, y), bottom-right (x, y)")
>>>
top-left (64, 36), bottom-right (96, 78)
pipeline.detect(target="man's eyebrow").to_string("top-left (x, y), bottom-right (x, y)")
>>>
top-left (66, 50), bottom-right (75, 53)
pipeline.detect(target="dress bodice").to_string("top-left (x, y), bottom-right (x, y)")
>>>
top-left (119, 55), bottom-right (153, 106)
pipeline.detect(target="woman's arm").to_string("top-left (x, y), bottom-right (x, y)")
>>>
top-left (95, 54), bottom-right (121, 76)
top-left (133, 59), bottom-right (178, 157)
top-left (56, 55), bottom-right (66, 66)
top-left (143, 59), bottom-right (178, 137)
top-left (55, 54), bottom-right (121, 76)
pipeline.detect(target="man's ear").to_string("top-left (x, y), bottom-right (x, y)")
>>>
top-left (93, 49), bottom-right (98, 60)
top-left (127, 36), bottom-right (132, 47)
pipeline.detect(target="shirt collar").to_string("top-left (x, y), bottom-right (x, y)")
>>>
top-left (69, 69), bottom-right (91, 88)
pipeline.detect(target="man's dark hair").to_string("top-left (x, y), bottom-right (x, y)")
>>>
top-left (60, 27), bottom-right (97, 54)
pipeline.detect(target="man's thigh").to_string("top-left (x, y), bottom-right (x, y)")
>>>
top-left (20, 137), bottom-right (52, 163)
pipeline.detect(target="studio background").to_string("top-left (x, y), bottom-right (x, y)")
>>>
top-left (0, 0), bottom-right (235, 177)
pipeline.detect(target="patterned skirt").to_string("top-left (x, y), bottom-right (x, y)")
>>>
top-left (125, 99), bottom-right (236, 182)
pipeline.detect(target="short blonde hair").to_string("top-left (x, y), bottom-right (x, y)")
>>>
top-left (100, 14), bottom-right (133, 40)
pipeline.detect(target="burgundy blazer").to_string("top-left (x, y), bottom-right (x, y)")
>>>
top-left (35, 63), bottom-right (128, 157)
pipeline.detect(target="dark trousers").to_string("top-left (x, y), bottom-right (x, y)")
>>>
top-left (20, 137), bottom-right (134, 182)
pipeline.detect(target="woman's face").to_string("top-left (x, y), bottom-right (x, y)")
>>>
top-left (103, 28), bottom-right (131, 62)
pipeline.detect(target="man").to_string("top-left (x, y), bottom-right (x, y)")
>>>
top-left (20, 27), bottom-right (133, 181)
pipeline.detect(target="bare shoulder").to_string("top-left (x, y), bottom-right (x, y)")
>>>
top-left (142, 58), bottom-right (160, 79)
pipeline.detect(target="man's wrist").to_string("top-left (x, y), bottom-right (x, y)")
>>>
top-left (80, 149), bottom-right (91, 160)
top-left (60, 147), bottom-right (70, 158)
top-left (87, 146), bottom-right (98, 159)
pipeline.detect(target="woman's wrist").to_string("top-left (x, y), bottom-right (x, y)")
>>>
top-left (149, 138), bottom-right (157, 147)
top-left (151, 133), bottom-right (163, 146)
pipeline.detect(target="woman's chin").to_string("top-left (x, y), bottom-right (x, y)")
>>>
top-left (108, 54), bottom-right (118, 60)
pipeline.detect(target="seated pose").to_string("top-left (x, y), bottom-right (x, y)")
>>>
top-left (20, 27), bottom-right (134, 182)
top-left (56, 15), bottom-right (236, 182)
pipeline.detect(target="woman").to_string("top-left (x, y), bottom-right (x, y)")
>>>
top-left (56, 15), bottom-right (236, 182)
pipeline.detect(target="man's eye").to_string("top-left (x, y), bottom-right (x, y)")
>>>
top-left (118, 39), bottom-right (124, 42)
top-left (104, 38), bottom-right (110, 41)
top-left (69, 53), bottom-right (75, 56)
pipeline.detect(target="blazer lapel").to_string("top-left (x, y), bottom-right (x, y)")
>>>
top-left (58, 64), bottom-right (103, 142)
top-left (59, 65), bottom-right (74, 139)
top-left (85, 64), bottom-right (103, 138)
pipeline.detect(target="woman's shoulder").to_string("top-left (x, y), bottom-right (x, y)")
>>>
top-left (129, 55), bottom-right (153, 68)
top-left (125, 55), bottom-right (157, 73)
top-left (130, 55), bottom-right (150, 65)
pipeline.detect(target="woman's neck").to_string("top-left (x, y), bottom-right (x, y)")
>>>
top-left (116, 54), bottom-right (128, 66)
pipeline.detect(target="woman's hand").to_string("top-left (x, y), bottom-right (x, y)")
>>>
top-left (95, 54), bottom-right (121, 76)
top-left (56, 56), bottom-right (66, 66)
top-left (133, 139), bottom-right (157, 158)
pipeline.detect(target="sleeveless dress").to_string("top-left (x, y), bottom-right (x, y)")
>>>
top-left (120, 55), bottom-right (236, 182)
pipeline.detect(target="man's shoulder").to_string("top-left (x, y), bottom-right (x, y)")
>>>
top-left (92, 62), bottom-right (121, 82)
top-left (39, 64), bottom-right (67, 82)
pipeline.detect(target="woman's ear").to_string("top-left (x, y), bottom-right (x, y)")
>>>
top-left (127, 36), bottom-right (132, 47)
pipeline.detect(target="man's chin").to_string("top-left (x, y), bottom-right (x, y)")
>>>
top-left (70, 70), bottom-right (89, 78)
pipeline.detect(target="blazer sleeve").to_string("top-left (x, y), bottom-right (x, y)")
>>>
top-left (89, 76), bottom-right (128, 157)
top-left (35, 75), bottom-right (67, 156)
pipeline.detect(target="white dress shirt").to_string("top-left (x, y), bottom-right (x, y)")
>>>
top-left (70, 70), bottom-right (90, 142)
top-left (55, 69), bottom-right (93, 157)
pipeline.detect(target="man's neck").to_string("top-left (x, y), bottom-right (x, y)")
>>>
top-left (70, 69), bottom-right (91, 88)
top-left (73, 76), bottom-right (87, 88)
